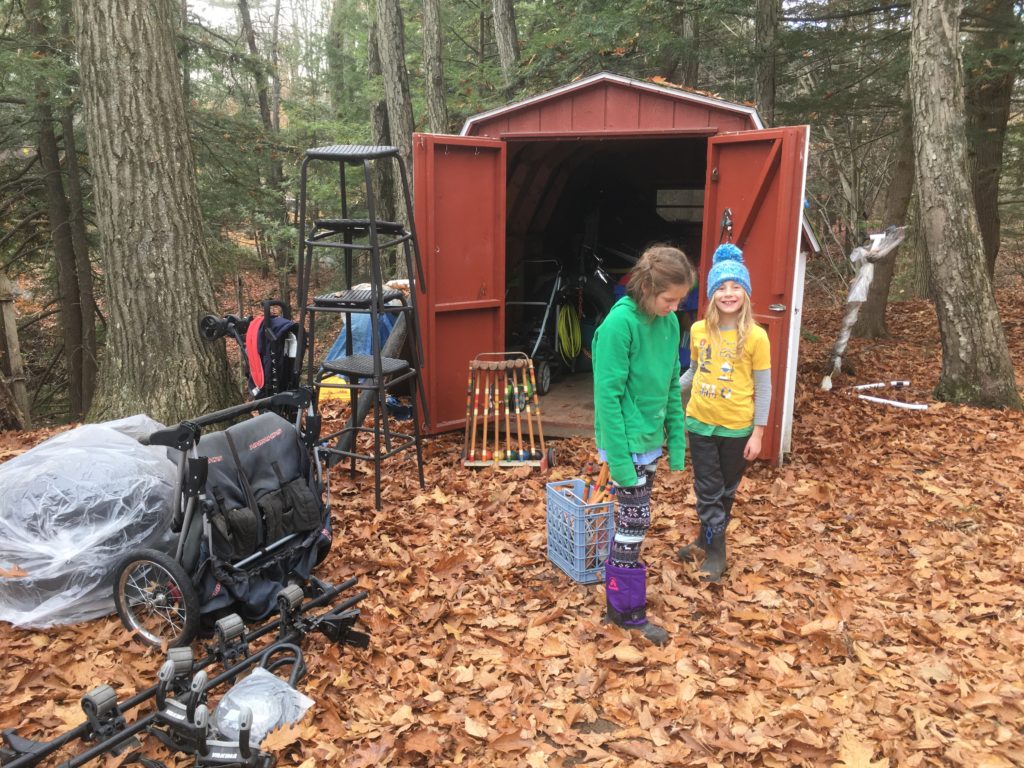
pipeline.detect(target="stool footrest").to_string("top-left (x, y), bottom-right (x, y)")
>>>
top-left (322, 355), bottom-right (409, 378)
top-left (314, 289), bottom-right (405, 308)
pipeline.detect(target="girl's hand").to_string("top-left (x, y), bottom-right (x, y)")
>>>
top-left (743, 427), bottom-right (764, 461)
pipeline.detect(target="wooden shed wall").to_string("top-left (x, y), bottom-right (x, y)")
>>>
top-left (466, 81), bottom-right (755, 138)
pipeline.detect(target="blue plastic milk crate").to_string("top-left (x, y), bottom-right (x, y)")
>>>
top-left (545, 479), bottom-right (614, 584)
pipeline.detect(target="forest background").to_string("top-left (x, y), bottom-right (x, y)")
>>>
top-left (0, 0), bottom-right (1022, 423)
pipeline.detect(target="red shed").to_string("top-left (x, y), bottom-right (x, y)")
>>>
top-left (413, 72), bottom-right (814, 464)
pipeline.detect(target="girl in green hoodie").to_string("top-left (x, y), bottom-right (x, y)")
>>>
top-left (592, 245), bottom-right (695, 646)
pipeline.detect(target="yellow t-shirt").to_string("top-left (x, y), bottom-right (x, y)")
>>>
top-left (686, 321), bottom-right (771, 430)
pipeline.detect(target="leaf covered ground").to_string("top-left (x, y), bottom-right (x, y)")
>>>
top-left (1, 283), bottom-right (1023, 767)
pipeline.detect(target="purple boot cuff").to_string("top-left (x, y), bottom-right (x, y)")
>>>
top-left (605, 562), bottom-right (647, 626)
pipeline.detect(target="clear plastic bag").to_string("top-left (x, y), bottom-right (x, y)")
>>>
top-left (214, 666), bottom-right (314, 746)
top-left (0, 415), bottom-right (177, 627)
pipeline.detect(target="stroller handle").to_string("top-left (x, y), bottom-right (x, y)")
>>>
top-left (146, 389), bottom-right (312, 451)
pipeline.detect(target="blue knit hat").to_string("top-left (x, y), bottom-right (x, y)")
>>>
top-left (706, 243), bottom-right (751, 299)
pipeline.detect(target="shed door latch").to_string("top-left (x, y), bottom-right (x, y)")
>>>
top-left (769, 304), bottom-right (787, 312)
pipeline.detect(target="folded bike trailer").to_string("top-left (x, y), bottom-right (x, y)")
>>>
top-left (1, 578), bottom-right (368, 768)
top-left (114, 389), bottom-right (329, 649)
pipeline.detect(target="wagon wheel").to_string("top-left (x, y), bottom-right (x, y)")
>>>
top-left (113, 548), bottom-right (200, 648)
top-left (533, 358), bottom-right (552, 396)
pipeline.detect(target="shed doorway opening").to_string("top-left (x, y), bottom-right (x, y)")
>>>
top-left (502, 136), bottom-right (708, 436)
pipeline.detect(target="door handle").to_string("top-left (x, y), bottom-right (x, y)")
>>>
top-left (769, 304), bottom-right (786, 312)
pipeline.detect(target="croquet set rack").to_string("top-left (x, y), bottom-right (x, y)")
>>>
top-left (462, 352), bottom-right (554, 469)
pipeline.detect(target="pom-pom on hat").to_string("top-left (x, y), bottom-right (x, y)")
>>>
top-left (706, 243), bottom-right (752, 299)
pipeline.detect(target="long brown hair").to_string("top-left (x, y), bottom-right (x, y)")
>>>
top-left (626, 245), bottom-right (697, 317)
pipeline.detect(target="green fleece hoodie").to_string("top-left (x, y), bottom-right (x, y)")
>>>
top-left (592, 296), bottom-right (686, 487)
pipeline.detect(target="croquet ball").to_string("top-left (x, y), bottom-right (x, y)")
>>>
top-left (533, 450), bottom-right (543, 460)
top-left (520, 450), bottom-right (530, 460)
top-left (505, 450), bottom-right (515, 461)
top-left (483, 450), bottom-right (491, 460)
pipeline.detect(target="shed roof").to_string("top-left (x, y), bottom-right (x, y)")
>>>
top-left (460, 72), bottom-right (765, 138)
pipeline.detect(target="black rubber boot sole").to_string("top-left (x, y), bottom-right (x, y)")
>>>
top-left (603, 614), bottom-right (670, 646)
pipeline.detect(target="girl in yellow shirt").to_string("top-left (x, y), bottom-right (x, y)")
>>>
top-left (678, 243), bottom-right (771, 582)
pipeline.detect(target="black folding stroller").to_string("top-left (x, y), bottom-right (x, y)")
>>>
top-left (200, 299), bottom-right (300, 401)
top-left (112, 390), bottom-right (332, 648)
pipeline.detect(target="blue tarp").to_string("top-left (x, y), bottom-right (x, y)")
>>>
top-left (323, 313), bottom-right (397, 363)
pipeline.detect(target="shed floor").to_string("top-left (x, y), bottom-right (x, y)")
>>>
top-left (535, 371), bottom-right (595, 439)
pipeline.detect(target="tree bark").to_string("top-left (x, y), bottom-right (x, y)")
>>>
top-left (853, 102), bottom-right (915, 338)
top-left (963, 0), bottom-right (1019, 279)
top-left (180, 0), bottom-right (190, 107)
top-left (423, 0), bottom-right (448, 133)
top-left (754, 0), bottom-right (779, 126)
top-left (238, 0), bottom-right (290, 304)
top-left (909, 0), bottom-right (1020, 409)
top-left (73, 0), bottom-right (237, 423)
top-left (57, 4), bottom-right (99, 413)
top-left (491, 0), bottom-right (519, 90)
top-left (367, 16), bottom-right (397, 226)
top-left (60, 106), bottom-right (98, 411)
top-left (374, 0), bottom-right (415, 175)
top-left (679, 13), bottom-right (699, 87)
top-left (0, 273), bottom-right (31, 428)
top-left (26, 0), bottom-right (85, 420)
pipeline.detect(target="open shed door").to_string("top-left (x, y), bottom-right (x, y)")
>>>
top-left (413, 134), bottom-right (506, 434)
top-left (700, 125), bottom-right (810, 465)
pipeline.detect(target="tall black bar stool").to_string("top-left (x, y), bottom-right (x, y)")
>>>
top-left (294, 145), bottom-right (427, 510)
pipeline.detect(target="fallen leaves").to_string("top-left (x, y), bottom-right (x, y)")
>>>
top-left (2, 284), bottom-right (1024, 766)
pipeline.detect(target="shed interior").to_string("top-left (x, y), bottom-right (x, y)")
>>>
top-left (502, 135), bottom-right (708, 407)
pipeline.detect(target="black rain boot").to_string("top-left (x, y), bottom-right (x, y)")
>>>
top-left (698, 527), bottom-right (727, 583)
top-left (676, 525), bottom-right (706, 563)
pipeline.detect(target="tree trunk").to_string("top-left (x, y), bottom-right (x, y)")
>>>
top-left (60, 106), bottom-right (98, 411)
top-left (27, 0), bottom-right (85, 421)
top-left (73, 0), bottom-right (237, 423)
top-left (180, 0), bottom-right (190, 107)
top-left (374, 0), bottom-right (415, 175)
top-left (853, 103), bottom-right (915, 338)
top-left (754, 0), bottom-right (778, 126)
top-left (679, 13), bottom-right (699, 87)
top-left (963, 0), bottom-right (1019, 279)
top-left (909, 0), bottom-right (1020, 409)
top-left (423, 0), bottom-right (448, 133)
top-left (367, 16), bottom-right (397, 226)
top-left (238, 0), bottom-right (290, 305)
top-left (491, 0), bottom-right (519, 90)
top-left (0, 273), bottom-right (31, 429)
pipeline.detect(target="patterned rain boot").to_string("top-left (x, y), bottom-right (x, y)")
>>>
top-left (604, 562), bottom-right (669, 646)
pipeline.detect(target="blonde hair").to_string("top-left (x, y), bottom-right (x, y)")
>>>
top-left (705, 284), bottom-right (754, 352)
top-left (626, 245), bottom-right (697, 317)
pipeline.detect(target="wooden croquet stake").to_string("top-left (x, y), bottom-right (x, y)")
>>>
top-left (468, 362), bottom-right (481, 462)
top-left (593, 463), bottom-right (609, 499)
top-left (463, 364), bottom-right (475, 460)
top-left (481, 363), bottom-right (491, 461)
top-left (518, 361), bottom-right (537, 460)
top-left (512, 363), bottom-right (525, 460)
top-left (526, 358), bottom-right (549, 466)
top-left (491, 363), bottom-right (501, 464)
top-left (503, 366), bottom-right (514, 461)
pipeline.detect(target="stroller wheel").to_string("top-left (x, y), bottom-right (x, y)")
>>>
top-left (113, 548), bottom-right (200, 648)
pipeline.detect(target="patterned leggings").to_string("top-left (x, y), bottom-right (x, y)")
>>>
top-left (607, 461), bottom-right (658, 567)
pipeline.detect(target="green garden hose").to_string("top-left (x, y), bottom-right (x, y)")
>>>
top-left (557, 303), bottom-right (581, 366)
